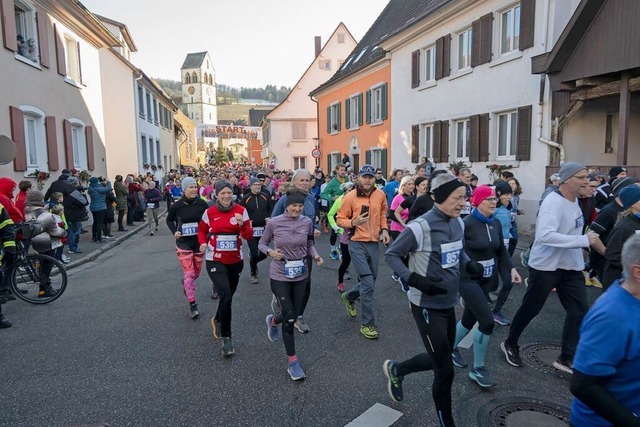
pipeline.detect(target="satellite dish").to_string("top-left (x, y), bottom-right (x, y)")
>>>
top-left (0, 135), bottom-right (16, 165)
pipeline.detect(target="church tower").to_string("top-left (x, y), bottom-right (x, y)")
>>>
top-left (180, 51), bottom-right (217, 125)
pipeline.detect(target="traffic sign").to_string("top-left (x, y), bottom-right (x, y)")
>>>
top-left (312, 148), bottom-right (321, 158)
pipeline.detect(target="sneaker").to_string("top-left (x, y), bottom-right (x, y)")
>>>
top-left (221, 337), bottom-right (235, 358)
top-left (211, 317), bottom-right (222, 340)
top-left (0, 316), bottom-right (12, 328)
top-left (68, 249), bottom-right (83, 254)
top-left (360, 325), bottom-right (379, 339)
top-left (189, 303), bottom-right (200, 319)
top-left (103, 235), bottom-right (115, 239)
top-left (589, 276), bottom-right (603, 288)
top-left (382, 360), bottom-right (404, 402)
top-left (118, 228), bottom-right (128, 232)
top-left (294, 317), bottom-right (310, 333)
top-left (150, 231), bottom-right (155, 236)
top-left (520, 248), bottom-right (530, 268)
top-left (211, 287), bottom-right (219, 300)
top-left (250, 275), bottom-right (259, 284)
top-left (271, 294), bottom-right (281, 314)
top-left (341, 292), bottom-right (357, 318)
top-left (452, 348), bottom-right (468, 368)
top-left (61, 255), bottom-right (71, 263)
top-left (344, 270), bottom-right (351, 281)
top-left (501, 341), bottom-right (523, 367)
top-left (287, 359), bottom-right (306, 381)
top-left (493, 311), bottom-right (511, 326)
top-left (469, 366), bottom-right (496, 388)
top-left (552, 357), bottom-right (574, 374)
top-left (583, 271), bottom-right (591, 286)
top-left (336, 282), bottom-right (345, 294)
top-left (266, 314), bottom-right (280, 342)
top-left (38, 287), bottom-right (58, 298)
top-left (399, 277), bottom-right (410, 293)
top-left (329, 249), bottom-right (339, 260)
top-left (391, 273), bottom-right (400, 282)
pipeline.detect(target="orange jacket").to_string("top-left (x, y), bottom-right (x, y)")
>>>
top-left (337, 186), bottom-right (388, 242)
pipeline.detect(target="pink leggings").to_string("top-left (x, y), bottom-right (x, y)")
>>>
top-left (176, 248), bottom-right (204, 303)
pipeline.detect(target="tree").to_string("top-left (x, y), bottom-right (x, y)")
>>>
top-left (215, 145), bottom-right (227, 165)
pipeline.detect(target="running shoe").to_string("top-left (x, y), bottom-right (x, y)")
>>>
top-left (382, 360), bottom-right (404, 402)
top-left (451, 348), bottom-right (468, 368)
top-left (266, 314), bottom-right (280, 342)
top-left (38, 287), bottom-right (58, 298)
top-left (68, 249), bottom-right (83, 254)
top-left (520, 248), bottom-right (530, 268)
top-left (341, 292), bottom-right (357, 318)
top-left (221, 337), bottom-right (235, 358)
top-left (61, 254), bottom-right (71, 263)
top-left (250, 275), bottom-right (259, 284)
top-left (211, 287), bottom-right (219, 300)
top-left (150, 231), bottom-right (155, 236)
top-left (493, 311), bottom-right (511, 326)
top-left (336, 282), bottom-right (345, 294)
top-left (589, 276), bottom-right (603, 288)
top-left (552, 357), bottom-right (574, 374)
top-left (391, 273), bottom-right (400, 282)
top-left (501, 341), bottom-right (523, 367)
top-left (0, 316), bottom-right (12, 328)
top-left (294, 317), bottom-right (310, 333)
top-left (360, 325), bottom-right (379, 339)
top-left (211, 317), bottom-right (222, 340)
top-left (189, 303), bottom-right (200, 319)
top-left (469, 366), bottom-right (496, 388)
top-left (287, 359), bottom-right (306, 381)
top-left (399, 277), bottom-right (410, 293)
top-left (344, 270), bottom-right (351, 281)
top-left (329, 249), bottom-right (339, 260)
top-left (271, 294), bottom-right (282, 314)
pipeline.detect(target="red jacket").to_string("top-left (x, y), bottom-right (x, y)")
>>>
top-left (198, 203), bottom-right (253, 263)
top-left (0, 177), bottom-right (23, 223)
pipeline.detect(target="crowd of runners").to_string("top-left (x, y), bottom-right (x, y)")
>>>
top-left (1, 160), bottom-right (639, 426)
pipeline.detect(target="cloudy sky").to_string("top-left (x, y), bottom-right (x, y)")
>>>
top-left (81, 0), bottom-right (389, 88)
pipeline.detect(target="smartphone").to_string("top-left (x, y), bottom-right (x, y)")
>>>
top-left (360, 205), bottom-right (369, 216)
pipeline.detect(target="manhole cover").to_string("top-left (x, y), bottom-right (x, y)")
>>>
top-left (477, 397), bottom-right (570, 426)
top-left (521, 342), bottom-right (571, 378)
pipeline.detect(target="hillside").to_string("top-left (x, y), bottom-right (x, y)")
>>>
top-left (218, 104), bottom-right (273, 125)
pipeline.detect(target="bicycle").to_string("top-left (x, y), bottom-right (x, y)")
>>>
top-left (3, 222), bottom-right (68, 304)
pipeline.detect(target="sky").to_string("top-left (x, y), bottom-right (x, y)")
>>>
top-left (81, 0), bottom-right (390, 89)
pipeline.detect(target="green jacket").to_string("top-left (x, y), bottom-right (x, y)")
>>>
top-left (320, 176), bottom-right (346, 203)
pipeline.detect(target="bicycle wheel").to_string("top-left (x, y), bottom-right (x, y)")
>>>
top-left (10, 253), bottom-right (68, 304)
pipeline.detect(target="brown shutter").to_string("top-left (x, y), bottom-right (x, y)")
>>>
top-left (85, 125), bottom-right (94, 170)
top-left (54, 24), bottom-right (66, 76)
top-left (442, 34), bottom-right (451, 78)
top-left (76, 42), bottom-right (83, 84)
top-left (411, 125), bottom-right (419, 163)
top-left (411, 50), bottom-right (420, 88)
top-left (516, 105), bottom-right (532, 161)
top-left (519, 0), bottom-right (535, 50)
top-left (471, 19), bottom-right (482, 67)
top-left (480, 13), bottom-right (493, 64)
top-left (10, 106), bottom-right (27, 171)
top-left (440, 120), bottom-right (450, 163)
top-left (433, 121), bottom-right (442, 162)
top-left (479, 113), bottom-right (489, 162)
top-left (63, 119), bottom-right (74, 168)
top-left (1, 0), bottom-right (17, 52)
top-left (469, 115), bottom-right (480, 162)
top-left (36, 9), bottom-right (50, 68)
top-left (45, 116), bottom-right (59, 171)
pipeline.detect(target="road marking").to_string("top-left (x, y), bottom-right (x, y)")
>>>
top-left (457, 322), bottom-right (479, 349)
top-left (345, 403), bottom-right (403, 427)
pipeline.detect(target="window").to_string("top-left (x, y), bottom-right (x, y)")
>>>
top-left (292, 122), bottom-right (306, 140)
top-left (146, 93), bottom-right (152, 122)
top-left (370, 85), bottom-right (384, 123)
top-left (329, 103), bottom-right (340, 133)
top-left (156, 140), bottom-right (161, 164)
top-left (420, 124), bottom-right (434, 158)
top-left (64, 35), bottom-right (81, 82)
top-left (500, 5), bottom-right (521, 55)
top-left (71, 125), bottom-right (83, 168)
top-left (149, 136), bottom-right (155, 163)
top-left (293, 156), bottom-right (307, 170)
top-left (138, 85), bottom-right (145, 117)
top-left (370, 149), bottom-right (382, 170)
top-left (347, 94), bottom-right (361, 129)
top-left (14, 0), bottom-right (41, 64)
top-left (319, 59), bottom-right (331, 70)
top-left (23, 113), bottom-right (44, 168)
top-left (423, 45), bottom-right (436, 82)
top-left (141, 135), bottom-right (148, 163)
top-left (152, 97), bottom-right (158, 124)
top-left (329, 152), bottom-right (341, 171)
top-left (184, 73), bottom-right (191, 84)
top-left (192, 72), bottom-right (197, 83)
top-left (497, 111), bottom-right (518, 158)
top-left (455, 119), bottom-right (470, 158)
top-left (338, 33), bottom-right (345, 44)
top-left (457, 28), bottom-right (472, 70)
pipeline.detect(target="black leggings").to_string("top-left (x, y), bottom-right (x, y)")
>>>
top-left (206, 260), bottom-right (243, 338)
top-left (300, 255), bottom-right (312, 316)
top-left (117, 209), bottom-right (125, 228)
top-left (247, 237), bottom-right (268, 275)
top-left (329, 229), bottom-right (337, 246)
top-left (396, 304), bottom-right (456, 427)
top-left (91, 210), bottom-right (105, 241)
top-left (459, 278), bottom-right (494, 335)
top-left (338, 242), bottom-right (351, 283)
top-left (271, 278), bottom-right (306, 356)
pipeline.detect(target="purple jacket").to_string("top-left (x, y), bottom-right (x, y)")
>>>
top-left (259, 212), bottom-right (319, 282)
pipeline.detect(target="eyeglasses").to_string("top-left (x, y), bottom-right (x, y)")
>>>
top-left (483, 197), bottom-right (498, 203)
top-left (376, 172), bottom-right (382, 175)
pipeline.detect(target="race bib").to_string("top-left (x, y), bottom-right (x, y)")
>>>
top-left (253, 227), bottom-right (264, 238)
top-left (216, 235), bottom-right (238, 251)
top-left (181, 222), bottom-right (198, 236)
top-left (478, 259), bottom-right (495, 278)
top-left (284, 260), bottom-right (305, 279)
top-left (146, 203), bottom-right (155, 209)
top-left (460, 202), bottom-right (471, 215)
top-left (441, 240), bottom-right (463, 269)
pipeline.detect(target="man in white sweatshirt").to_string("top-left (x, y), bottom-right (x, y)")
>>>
top-left (501, 162), bottom-right (602, 374)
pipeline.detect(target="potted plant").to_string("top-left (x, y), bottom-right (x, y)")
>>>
top-left (28, 169), bottom-right (51, 190)
top-left (448, 160), bottom-right (469, 176)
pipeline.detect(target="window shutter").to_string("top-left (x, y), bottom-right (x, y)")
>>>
top-left (336, 103), bottom-right (341, 131)
top-left (76, 42), bottom-right (83, 84)
top-left (411, 125), bottom-right (420, 163)
top-left (469, 115), bottom-right (480, 162)
top-left (435, 36), bottom-right (444, 80)
top-left (63, 119), bottom-right (74, 168)
top-left (54, 24), bottom-right (66, 76)
top-left (326, 106), bottom-right (331, 134)
top-left (433, 121), bottom-right (442, 162)
top-left (326, 154), bottom-right (331, 171)
top-left (440, 120), bottom-right (450, 163)
top-left (479, 114), bottom-right (489, 162)
top-left (365, 90), bottom-right (371, 124)
top-left (85, 125), bottom-right (95, 171)
top-left (519, 0), bottom-right (535, 50)
top-left (365, 150), bottom-right (371, 165)
top-left (442, 35), bottom-right (451, 78)
top-left (1, 0), bottom-right (17, 52)
top-left (45, 116), bottom-right (59, 171)
top-left (357, 94), bottom-right (363, 126)
top-left (381, 83), bottom-right (388, 121)
top-left (35, 10), bottom-right (50, 68)
top-left (381, 148), bottom-right (388, 178)
top-left (471, 13), bottom-right (493, 67)
top-left (516, 105), bottom-right (532, 161)
top-left (9, 106), bottom-right (27, 171)
top-left (411, 50), bottom-right (420, 88)
top-left (345, 98), bottom-right (351, 129)
top-left (471, 19), bottom-right (481, 67)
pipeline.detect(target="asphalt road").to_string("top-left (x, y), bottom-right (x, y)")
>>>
top-left (0, 227), bottom-right (603, 427)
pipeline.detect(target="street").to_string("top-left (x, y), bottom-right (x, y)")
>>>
top-left (0, 226), bottom-right (602, 427)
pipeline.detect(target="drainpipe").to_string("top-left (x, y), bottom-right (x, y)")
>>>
top-left (537, 75), bottom-right (565, 162)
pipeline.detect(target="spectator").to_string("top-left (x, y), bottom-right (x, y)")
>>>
top-left (63, 179), bottom-right (89, 254)
top-left (0, 178), bottom-right (24, 223)
top-left (144, 181), bottom-right (163, 236)
top-left (15, 180), bottom-right (32, 215)
top-left (114, 175), bottom-right (129, 232)
top-left (88, 177), bottom-right (112, 243)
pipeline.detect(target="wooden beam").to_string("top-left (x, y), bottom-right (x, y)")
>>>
top-left (617, 72), bottom-right (630, 165)
top-left (575, 77), bottom-right (616, 88)
top-left (570, 76), bottom-right (640, 101)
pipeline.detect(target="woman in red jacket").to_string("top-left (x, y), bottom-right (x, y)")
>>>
top-left (198, 180), bottom-right (253, 358)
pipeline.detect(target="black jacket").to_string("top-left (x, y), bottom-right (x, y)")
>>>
top-left (603, 214), bottom-right (640, 287)
top-left (63, 189), bottom-right (89, 223)
top-left (44, 175), bottom-right (74, 200)
top-left (239, 191), bottom-right (273, 227)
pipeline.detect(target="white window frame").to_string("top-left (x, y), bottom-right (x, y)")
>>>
top-left (291, 122), bottom-right (306, 140)
top-left (423, 45), bottom-right (436, 83)
top-left (319, 59), bottom-right (331, 70)
top-left (496, 110), bottom-right (518, 160)
top-left (14, 0), bottom-right (41, 66)
top-left (348, 94), bottom-right (360, 130)
top-left (63, 34), bottom-right (81, 83)
top-left (293, 156), bottom-right (307, 170)
top-left (455, 119), bottom-right (471, 159)
top-left (329, 102), bottom-right (340, 134)
top-left (20, 105), bottom-right (46, 173)
top-left (68, 118), bottom-right (87, 170)
top-left (370, 148), bottom-right (382, 170)
top-left (500, 4), bottom-right (521, 55)
top-left (329, 152), bottom-right (341, 171)
top-left (370, 84), bottom-right (384, 124)
top-left (457, 27), bottom-right (473, 71)
top-left (420, 123), bottom-right (434, 159)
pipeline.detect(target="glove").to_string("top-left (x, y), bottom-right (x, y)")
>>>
top-left (466, 261), bottom-right (484, 279)
top-left (408, 272), bottom-right (446, 296)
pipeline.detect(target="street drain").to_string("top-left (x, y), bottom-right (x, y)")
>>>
top-left (477, 397), bottom-right (570, 426)
top-left (521, 342), bottom-right (571, 379)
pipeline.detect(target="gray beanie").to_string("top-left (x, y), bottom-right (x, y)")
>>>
top-left (215, 179), bottom-right (233, 195)
top-left (181, 177), bottom-right (197, 191)
top-left (558, 162), bottom-right (587, 184)
top-left (249, 177), bottom-right (261, 186)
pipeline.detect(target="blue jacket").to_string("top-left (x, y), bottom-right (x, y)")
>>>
top-left (494, 205), bottom-right (511, 241)
top-left (88, 178), bottom-right (112, 212)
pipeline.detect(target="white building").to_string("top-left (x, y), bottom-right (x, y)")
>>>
top-left (180, 51), bottom-right (217, 125)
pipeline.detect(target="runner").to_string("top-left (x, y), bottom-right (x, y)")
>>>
top-left (166, 177), bottom-right (209, 319)
top-left (408, 170), bottom-right (447, 221)
top-left (260, 188), bottom-right (324, 380)
top-left (198, 180), bottom-right (253, 357)
top-left (327, 182), bottom-right (355, 294)
top-left (382, 173), bottom-right (483, 427)
top-left (320, 163), bottom-right (347, 260)
top-left (239, 177), bottom-right (274, 284)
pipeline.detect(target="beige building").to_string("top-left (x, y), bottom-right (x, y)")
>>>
top-left (174, 110), bottom-right (200, 168)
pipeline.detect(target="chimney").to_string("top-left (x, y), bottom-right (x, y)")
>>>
top-left (314, 36), bottom-right (321, 58)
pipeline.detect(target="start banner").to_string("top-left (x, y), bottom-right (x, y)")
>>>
top-left (198, 125), bottom-right (262, 140)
